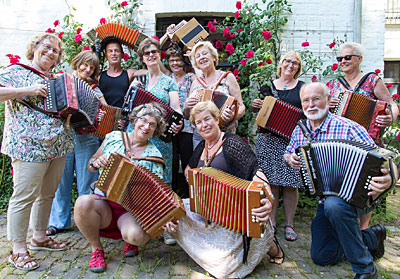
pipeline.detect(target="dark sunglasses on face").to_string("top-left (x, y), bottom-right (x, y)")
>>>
top-left (336, 55), bottom-right (360, 62)
top-left (143, 50), bottom-right (158, 57)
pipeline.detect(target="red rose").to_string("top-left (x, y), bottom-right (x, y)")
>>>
top-left (236, 1), bottom-right (242, 9)
top-left (215, 40), bottom-right (223, 51)
top-left (311, 75), bottom-right (317, 82)
top-left (213, 19), bottom-right (217, 24)
top-left (59, 71), bottom-right (64, 74)
top-left (329, 42), bottom-right (336, 49)
top-left (121, 1), bottom-right (128, 6)
top-left (6, 54), bottom-right (13, 58)
top-left (230, 32), bottom-right (236, 39)
top-left (262, 30), bottom-right (272, 40)
top-left (209, 25), bottom-right (216, 33)
top-left (223, 27), bottom-right (230, 36)
top-left (331, 63), bottom-right (338, 71)
top-left (233, 68), bottom-right (239, 75)
top-left (240, 59), bottom-right (247, 66)
top-left (45, 28), bottom-right (54, 33)
top-left (160, 51), bottom-right (166, 59)
top-left (236, 29), bottom-right (243, 33)
top-left (58, 32), bottom-right (64, 39)
top-left (10, 57), bottom-right (19, 64)
top-left (152, 36), bottom-right (160, 42)
top-left (208, 21), bottom-right (213, 28)
top-left (392, 94), bottom-right (399, 99)
top-left (245, 50), bottom-right (254, 58)
top-left (375, 69), bottom-right (381, 74)
top-left (83, 46), bottom-right (91, 51)
top-left (53, 20), bottom-right (59, 27)
top-left (266, 58), bottom-right (272, 64)
top-left (11, 169), bottom-right (13, 176)
top-left (257, 60), bottom-right (264, 67)
top-left (225, 43), bottom-right (235, 55)
top-left (236, 76), bottom-right (240, 80)
top-left (397, 132), bottom-right (400, 142)
top-left (301, 41), bottom-right (310, 47)
top-left (123, 53), bottom-right (130, 61)
top-left (386, 83), bottom-right (393, 88)
top-left (15, 55), bottom-right (21, 59)
top-left (76, 28), bottom-right (82, 34)
top-left (100, 18), bottom-right (107, 25)
top-left (74, 34), bottom-right (83, 44)
top-left (235, 11), bottom-right (240, 19)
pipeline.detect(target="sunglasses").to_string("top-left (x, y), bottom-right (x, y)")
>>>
top-left (143, 49), bottom-right (158, 57)
top-left (336, 55), bottom-right (359, 62)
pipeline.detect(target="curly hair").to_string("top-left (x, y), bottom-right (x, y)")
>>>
top-left (128, 102), bottom-right (166, 138)
top-left (25, 33), bottom-right (64, 68)
top-left (71, 50), bottom-right (100, 85)
top-left (137, 38), bottom-right (160, 65)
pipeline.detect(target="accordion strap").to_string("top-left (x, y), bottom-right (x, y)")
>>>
top-left (297, 119), bottom-right (313, 143)
top-left (196, 71), bottom-right (231, 90)
top-left (338, 72), bottom-right (376, 94)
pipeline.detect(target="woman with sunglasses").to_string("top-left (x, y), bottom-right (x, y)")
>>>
top-left (250, 51), bottom-right (304, 242)
top-left (327, 42), bottom-right (399, 230)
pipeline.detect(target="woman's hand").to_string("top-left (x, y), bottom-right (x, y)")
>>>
top-left (130, 79), bottom-right (143, 88)
top-left (117, 119), bottom-right (128, 131)
top-left (163, 220), bottom-right (179, 233)
top-left (92, 154), bottom-right (109, 169)
top-left (329, 97), bottom-right (340, 109)
top-left (26, 84), bottom-right (47, 98)
top-left (171, 119), bottom-right (183, 135)
top-left (252, 198), bottom-right (272, 224)
top-left (375, 108), bottom-right (393, 128)
top-left (183, 94), bottom-right (199, 119)
top-left (220, 104), bottom-right (236, 123)
top-left (251, 98), bottom-right (264, 112)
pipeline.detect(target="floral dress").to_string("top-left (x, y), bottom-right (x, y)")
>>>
top-left (327, 73), bottom-right (379, 99)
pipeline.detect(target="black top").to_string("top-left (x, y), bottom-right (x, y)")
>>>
top-left (259, 80), bottom-right (304, 109)
top-left (197, 151), bottom-right (229, 173)
top-left (99, 70), bottom-right (130, 108)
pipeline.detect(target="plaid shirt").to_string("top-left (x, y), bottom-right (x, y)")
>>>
top-left (286, 112), bottom-right (375, 154)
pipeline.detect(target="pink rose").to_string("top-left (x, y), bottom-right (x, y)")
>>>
top-left (329, 42), bottom-right (336, 49)
top-left (53, 20), bottom-right (59, 27)
top-left (100, 18), bottom-right (107, 25)
top-left (209, 25), bottom-right (216, 33)
top-left (331, 63), bottom-right (338, 71)
top-left (233, 68), bottom-right (239, 75)
top-left (257, 60), bottom-right (264, 67)
top-left (213, 19), bottom-right (217, 24)
top-left (74, 34), bottom-right (83, 44)
top-left (245, 50), bottom-right (254, 58)
top-left (375, 69), bottom-right (381, 74)
top-left (230, 32), bottom-right (236, 39)
top-left (123, 53), bottom-right (130, 61)
top-left (83, 46), bottom-right (91, 51)
top-left (301, 41), bottom-right (310, 47)
top-left (236, 29), bottom-right (243, 33)
top-left (215, 40), bottom-right (223, 51)
top-left (262, 30), bottom-right (272, 40)
top-left (208, 21), bottom-right (213, 28)
top-left (266, 58), bottom-right (272, 64)
top-left (311, 75), bottom-right (317, 82)
top-left (225, 43), bottom-right (235, 55)
top-left (11, 169), bottom-right (13, 176)
top-left (397, 132), bottom-right (400, 142)
top-left (160, 51), bottom-right (166, 59)
top-left (240, 59), bottom-right (247, 66)
top-left (236, 1), bottom-right (242, 9)
top-left (223, 27), bottom-right (230, 36)
top-left (386, 83), bottom-right (393, 88)
top-left (58, 32), bottom-right (64, 39)
top-left (121, 1), bottom-right (128, 6)
top-left (76, 28), bottom-right (82, 34)
top-left (235, 11), bottom-right (240, 19)
top-left (152, 36), bottom-right (160, 42)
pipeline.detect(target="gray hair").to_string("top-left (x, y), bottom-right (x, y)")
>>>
top-left (190, 41), bottom-right (219, 68)
top-left (128, 102), bottom-right (166, 138)
top-left (340, 42), bottom-right (364, 56)
top-left (300, 82), bottom-right (330, 98)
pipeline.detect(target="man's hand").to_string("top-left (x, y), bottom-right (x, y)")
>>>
top-left (368, 168), bottom-right (393, 196)
top-left (284, 153), bottom-right (302, 169)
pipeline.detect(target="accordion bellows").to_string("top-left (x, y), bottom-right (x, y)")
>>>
top-left (256, 96), bottom-right (304, 139)
top-left (187, 167), bottom-right (271, 238)
top-left (91, 104), bottom-right (122, 139)
top-left (95, 23), bottom-right (145, 49)
top-left (297, 139), bottom-right (396, 209)
top-left (96, 153), bottom-right (186, 238)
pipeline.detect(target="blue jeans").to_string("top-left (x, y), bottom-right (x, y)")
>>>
top-left (310, 196), bottom-right (377, 274)
top-left (49, 133), bottom-right (100, 229)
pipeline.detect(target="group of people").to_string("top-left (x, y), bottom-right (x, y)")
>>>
top-left (0, 26), bottom-right (397, 279)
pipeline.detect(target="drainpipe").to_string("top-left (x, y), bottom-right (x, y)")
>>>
top-left (354, 0), bottom-right (362, 43)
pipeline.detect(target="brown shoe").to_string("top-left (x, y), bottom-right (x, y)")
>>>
top-left (8, 250), bottom-right (39, 271)
top-left (30, 238), bottom-right (67, 251)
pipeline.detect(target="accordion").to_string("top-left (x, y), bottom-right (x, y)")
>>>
top-left (96, 153), bottom-right (186, 238)
top-left (122, 86), bottom-right (183, 142)
top-left (187, 167), bottom-right (273, 238)
top-left (42, 73), bottom-right (100, 134)
top-left (160, 18), bottom-right (209, 51)
top-left (196, 89), bottom-right (238, 127)
top-left (256, 96), bottom-right (305, 139)
top-left (90, 104), bottom-right (122, 139)
top-left (332, 91), bottom-right (388, 140)
top-left (95, 22), bottom-right (147, 50)
top-left (297, 139), bottom-right (396, 209)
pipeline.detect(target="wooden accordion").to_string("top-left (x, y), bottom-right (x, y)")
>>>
top-left (122, 86), bottom-right (183, 142)
top-left (255, 96), bottom-right (305, 139)
top-left (187, 167), bottom-right (273, 238)
top-left (42, 73), bottom-right (100, 134)
top-left (297, 139), bottom-right (396, 209)
top-left (90, 104), bottom-right (122, 139)
top-left (96, 153), bottom-right (186, 238)
top-left (196, 89), bottom-right (238, 127)
top-left (95, 22), bottom-right (147, 50)
top-left (332, 92), bottom-right (388, 140)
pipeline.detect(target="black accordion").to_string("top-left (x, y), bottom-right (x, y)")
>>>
top-left (297, 139), bottom-right (396, 209)
top-left (122, 86), bottom-right (183, 142)
top-left (42, 73), bottom-right (100, 134)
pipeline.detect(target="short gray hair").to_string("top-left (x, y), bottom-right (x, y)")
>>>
top-left (340, 42), bottom-right (364, 56)
top-left (128, 102), bottom-right (166, 138)
top-left (300, 82), bottom-right (330, 98)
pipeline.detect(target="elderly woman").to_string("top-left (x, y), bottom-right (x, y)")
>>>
top-left (165, 101), bottom-right (284, 279)
top-left (47, 50), bottom-right (107, 236)
top-left (74, 103), bottom-right (169, 273)
top-left (251, 51), bottom-right (304, 241)
top-left (183, 41), bottom-right (245, 147)
top-left (327, 42), bottom-right (399, 230)
top-left (0, 33), bottom-right (73, 271)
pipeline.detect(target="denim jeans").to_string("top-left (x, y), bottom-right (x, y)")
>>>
top-left (49, 133), bottom-right (100, 229)
top-left (310, 196), bottom-right (377, 274)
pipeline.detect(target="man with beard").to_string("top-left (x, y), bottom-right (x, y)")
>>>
top-left (284, 82), bottom-right (395, 279)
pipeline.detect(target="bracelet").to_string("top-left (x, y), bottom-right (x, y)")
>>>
top-left (89, 158), bottom-right (99, 171)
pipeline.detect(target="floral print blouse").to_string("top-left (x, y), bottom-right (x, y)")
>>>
top-left (327, 73), bottom-right (379, 100)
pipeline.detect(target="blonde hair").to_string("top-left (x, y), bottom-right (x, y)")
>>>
top-left (189, 101), bottom-right (220, 125)
top-left (26, 33), bottom-right (64, 69)
top-left (190, 41), bottom-right (219, 68)
top-left (71, 51), bottom-right (100, 85)
top-left (277, 51), bottom-right (302, 79)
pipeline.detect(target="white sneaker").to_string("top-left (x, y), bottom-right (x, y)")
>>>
top-left (163, 232), bottom-right (176, 245)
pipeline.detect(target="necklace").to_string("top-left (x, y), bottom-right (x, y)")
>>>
top-left (283, 85), bottom-right (287, 90)
top-left (206, 132), bottom-right (221, 150)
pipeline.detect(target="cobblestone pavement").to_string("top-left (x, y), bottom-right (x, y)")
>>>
top-left (0, 190), bottom-right (399, 279)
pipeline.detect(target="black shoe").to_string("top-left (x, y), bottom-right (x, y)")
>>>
top-left (354, 267), bottom-right (378, 279)
top-left (369, 224), bottom-right (386, 260)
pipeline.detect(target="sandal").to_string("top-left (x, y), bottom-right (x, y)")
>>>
top-left (8, 250), bottom-right (39, 271)
top-left (284, 224), bottom-right (297, 241)
top-left (30, 237), bottom-right (66, 251)
top-left (89, 248), bottom-right (106, 273)
top-left (267, 235), bottom-right (285, 265)
top-left (124, 242), bottom-right (139, 257)
top-left (46, 226), bottom-right (65, 236)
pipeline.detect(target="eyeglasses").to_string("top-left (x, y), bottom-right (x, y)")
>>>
top-left (283, 59), bottom-right (299, 67)
top-left (336, 55), bottom-right (359, 62)
top-left (301, 96), bottom-right (325, 105)
top-left (143, 50), bottom-right (158, 57)
top-left (40, 43), bottom-right (60, 55)
top-left (138, 117), bottom-right (157, 129)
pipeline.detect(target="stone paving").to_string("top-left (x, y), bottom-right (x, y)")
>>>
top-left (0, 189), bottom-right (399, 279)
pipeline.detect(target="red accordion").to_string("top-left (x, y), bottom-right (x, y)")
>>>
top-left (332, 91), bottom-right (388, 140)
top-left (90, 105), bottom-right (122, 139)
top-left (42, 73), bottom-right (100, 134)
top-left (122, 86), bottom-right (183, 142)
top-left (256, 96), bottom-right (305, 139)
top-left (95, 23), bottom-right (147, 49)
top-left (187, 167), bottom-right (273, 238)
top-left (96, 153), bottom-right (186, 238)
